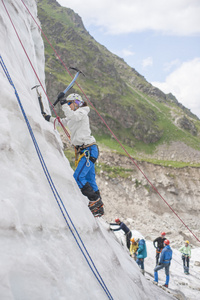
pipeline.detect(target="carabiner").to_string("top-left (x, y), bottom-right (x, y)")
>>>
top-left (84, 150), bottom-right (90, 167)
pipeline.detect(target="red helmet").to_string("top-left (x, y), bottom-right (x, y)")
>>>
top-left (164, 239), bottom-right (170, 245)
top-left (115, 218), bottom-right (120, 223)
top-left (161, 232), bottom-right (166, 236)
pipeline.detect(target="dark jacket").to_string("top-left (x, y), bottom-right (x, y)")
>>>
top-left (110, 222), bottom-right (130, 234)
top-left (160, 245), bottom-right (172, 264)
top-left (153, 237), bottom-right (166, 250)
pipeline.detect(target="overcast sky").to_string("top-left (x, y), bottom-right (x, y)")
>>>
top-left (57, 0), bottom-right (200, 118)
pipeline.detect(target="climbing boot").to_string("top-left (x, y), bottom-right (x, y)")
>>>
top-left (81, 183), bottom-right (104, 216)
top-left (93, 206), bottom-right (104, 217)
top-left (88, 198), bottom-right (104, 214)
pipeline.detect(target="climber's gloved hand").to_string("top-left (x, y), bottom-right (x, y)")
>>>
top-left (60, 99), bottom-right (68, 105)
top-left (57, 91), bottom-right (65, 101)
top-left (42, 112), bottom-right (51, 121)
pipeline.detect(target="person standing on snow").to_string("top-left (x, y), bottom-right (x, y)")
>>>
top-left (154, 239), bottom-right (172, 288)
top-left (136, 238), bottom-right (147, 275)
top-left (153, 232), bottom-right (166, 265)
top-left (110, 219), bottom-right (132, 249)
top-left (130, 238), bottom-right (139, 261)
top-left (179, 240), bottom-right (191, 275)
top-left (42, 93), bottom-right (104, 217)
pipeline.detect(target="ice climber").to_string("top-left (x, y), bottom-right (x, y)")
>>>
top-left (42, 93), bottom-right (104, 217)
top-left (110, 219), bottom-right (132, 249)
top-left (154, 239), bottom-right (172, 288)
top-left (179, 240), bottom-right (191, 275)
top-left (136, 238), bottom-right (147, 275)
top-left (153, 232), bottom-right (166, 265)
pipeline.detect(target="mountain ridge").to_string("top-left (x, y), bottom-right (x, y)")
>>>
top-left (37, 0), bottom-right (200, 161)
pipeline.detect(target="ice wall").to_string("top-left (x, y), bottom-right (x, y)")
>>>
top-left (0, 1), bottom-right (173, 299)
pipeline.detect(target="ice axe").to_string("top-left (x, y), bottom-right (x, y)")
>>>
top-left (53, 67), bottom-right (85, 107)
top-left (31, 84), bottom-right (45, 114)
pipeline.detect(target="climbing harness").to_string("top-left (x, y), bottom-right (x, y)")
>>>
top-left (74, 143), bottom-right (98, 168)
top-left (0, 54), bottom-right (113, 300)
top-left (75, 150), bottom-right (90, 168)
top-left (156, 248), bottom-right (162, 254)
top-left (75, 152), bottom-right (85, 168)
top-left (5, 0), bottom-right (200, 243)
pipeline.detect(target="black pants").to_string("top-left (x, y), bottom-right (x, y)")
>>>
top-left (156, 248), bottom-right (163, 265)
top-left (182, 256), bottom-right (190, 268)
top-left (156, 252), bottom-right (160, 265)
top-left (126, 231), bottom-right (132, 249)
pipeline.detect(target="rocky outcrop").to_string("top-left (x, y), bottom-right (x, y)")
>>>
top-left (178, 116), bottom-right (197, 136)
top-left (151, 141), bottom-right (200, 163)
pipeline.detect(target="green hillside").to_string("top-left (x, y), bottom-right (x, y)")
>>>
top-left (37, 0), bottom-right (200, 163)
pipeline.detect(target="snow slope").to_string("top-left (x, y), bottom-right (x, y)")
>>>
top-left (145, 240), bottom-right (200, 300)
top-left (114, 230), bottom-right (200, 299)
top-left (0, 1), bottom-right (198, 300)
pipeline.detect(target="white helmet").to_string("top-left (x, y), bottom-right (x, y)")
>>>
top-left (66, 93), bottom-right (84, 107)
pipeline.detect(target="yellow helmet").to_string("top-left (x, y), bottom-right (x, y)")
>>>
top-left (130, 238), bottom-right (135, 243)
top-left (185, 240), bottom-right (190, 244)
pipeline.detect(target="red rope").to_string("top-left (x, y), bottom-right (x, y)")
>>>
top-left (8, 0), bottom-right (199, 243)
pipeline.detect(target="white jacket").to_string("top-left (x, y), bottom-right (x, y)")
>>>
top-left (51, 105), bottom-right (96, 146)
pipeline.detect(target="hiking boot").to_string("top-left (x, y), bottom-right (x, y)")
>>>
top-left (140, 269), bottom-right (145, 275)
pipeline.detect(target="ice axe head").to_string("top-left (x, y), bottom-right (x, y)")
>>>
top-left (31, 85), bottom-right (41, 96)
top-left (31, 84), bottom-right (40, 90)
top-left (69, 67), bottom-right (85, 77)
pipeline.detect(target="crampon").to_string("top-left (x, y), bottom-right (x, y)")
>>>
top-left (88, 198), bottom-right (104, 217)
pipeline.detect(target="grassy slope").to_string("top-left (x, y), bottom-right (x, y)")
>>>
top-left (38, 0), bottom-right (200, 167)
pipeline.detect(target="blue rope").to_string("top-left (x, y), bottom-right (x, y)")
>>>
top-left (0, 55), bottom-right (113, 300)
